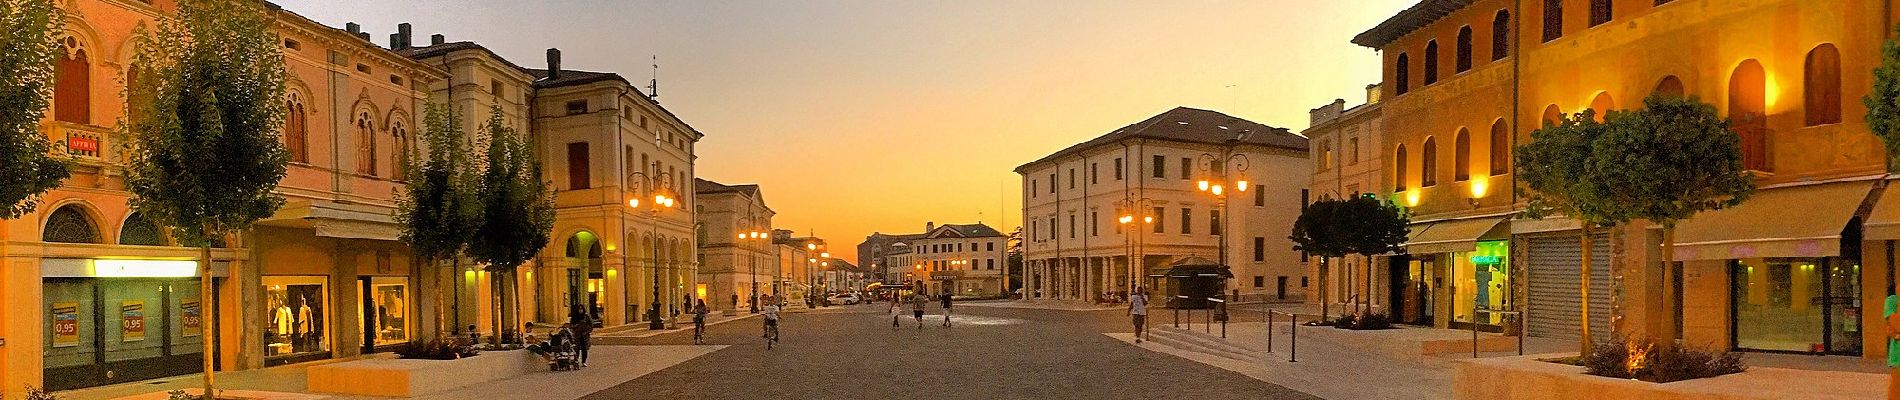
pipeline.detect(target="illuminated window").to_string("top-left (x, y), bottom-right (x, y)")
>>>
top-left (1421, 137), bottom-right (1438, 187)
top-left (1731, 59), bottom-right (1769, 172)
top-left (1590, 92), bottom-right (1615, 123)
top-left (1424, 40), bottom-right (1440, 85)
top-left (1805, 44), bottom-right (1842, 126)
top-left (1394, 54), bottom-right (1410, 95)
top-left (1454, 129), bottom-right (1471, 182)
top-left (1543, 0), bottom-right (1563, 42)
top-left (1455, 26), bottom-right (1473, 73)
top-left (1394, 144), bottom-right (1408, 191)
top-left (55, 36), bottom-right (90, 124)
top-left (1489, 119), bottom-right (1510, 176)
top-left (1492, 10), bottom-right (1511, 61)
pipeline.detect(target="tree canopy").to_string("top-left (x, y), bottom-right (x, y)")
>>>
top-left (1516, 109), bottom-right (1623, 228)
top-left (468, 107), bottom-right (555, 272)
top-left (1290, 194), bottom-right (1410, 258)
top-left (396, 103), bottom-right (481, 263)
top-left (1589, 95), bottom-right (1754, 228)
top-left (1865, 22), bottom-right (1900, 171)
top-left (0, 0), bottom-right (70, 219)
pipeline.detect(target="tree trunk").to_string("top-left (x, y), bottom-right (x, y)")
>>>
top-left (1318, 257), bottom-right (1329, 322)
top-left (200, 234), bottom-right (216, 398)
top-left (1659, 226), bottom-right (1679, 349)
top-left (1579, 224), bottom-right (1593, 356)
top-left (427, 255), bottom-right (442, 339)
top-left (1365, 255), bottom-right (1374, 316)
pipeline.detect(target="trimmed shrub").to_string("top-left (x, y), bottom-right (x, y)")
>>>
top-left (395, 337), bottom-right (480, 360)
top-left (1350, 313), bottom-right (1393, 330)
top-left (1582, 336), bottom-right (1745, 383)
top-left (1331, 314), bottom-right (1358, 329)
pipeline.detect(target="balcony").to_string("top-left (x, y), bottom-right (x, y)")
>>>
top-left (51, 122), bottom-right (110, 163)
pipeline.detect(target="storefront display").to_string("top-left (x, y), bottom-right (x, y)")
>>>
top-left (358, 277), bottom-right (410, 348)
top-left (1732, 258), bottom-right (1861, 354)
top-left (265, 276), bottom-right (328, 359)
top-left (1454, 241), bottom-right (1511, 327)
top-left (41, 273), bottom-right (204, 391)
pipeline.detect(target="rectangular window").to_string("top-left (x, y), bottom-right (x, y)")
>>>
top-left (1253, 237), bottom-right (1265, 261)
top-left (987, 242), bottom-right (994, 251)
top-left (1049, 174), bottom-right (1057, 194)
top-left (1179, 208), bottom-right (1192, 234)
top-left (1152, 207), bottom-right (1165, 233)
top-left (1210, 210), bottom-right (1222, 236)
top-left (1089, 163), bottom-right (1098, 184)
top-left (1253, 276), bottom-right (1265, 288)
top-left (1068, 169), bottom-right (1075, 189)
top-left (1068, 215), bottom-right (1076, 239)
top-left (1349, 137), bottom-right (1361, 165)
top-left (1050, 217), bottom-right (1058, 239)
top-left (1180, 157), bottom-right (1192, 180)
top-left (565, 100), bottom-right (588, 115)
top-left (987, 259), bottom-right (995, 270)
top-left (1152, 155), bottom-right (1165, 178)
top-left (1032, 180), bottom-right (1038, 198)
top-left (1301, 189), bottom-right (1310, 207)
top-left (1589, 0), bottom-right (1612, 27)
top-left (1090, 211), bottom-right (1099, 236)
top-left (1255, 188), bottom-right (1266, 207)
top-left (566, 142), bottom-right (590, 190)
top-left (1032, 220), bottom-right (1039, 241)
top-left (1113, 158), bottom-right (1124, 180)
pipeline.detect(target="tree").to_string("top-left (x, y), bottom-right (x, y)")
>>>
top-left (1590, 95), bottom-right (1753, 347)
top-left (1516, 108), bottom-right (1622, 354)
top-left (466, 106), bottom-right (555, 338)
top-left (1338, 194), bottom-right (1409, 316)
top-left (0, 0), bottom-right (69, 219)
top-left (123, 0), bottom-right (288, 396)
top-left (1291, 199), bottom-right (1346, 322)
top-left (1291, 195), bottom-right (1408, 322)
top-left (394, 103), bottom-right (480, 336)
top-left (1007, 226), bottom-right (1023, 293)
top-left (1864, 22), bottom-right (1900, 172)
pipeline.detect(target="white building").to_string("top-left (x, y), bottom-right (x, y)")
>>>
top-left (1016, 107), bottom-right (1310, 303)
top-left (1302, 87), bottom-right (1389, 311)
top-left (890, 223), bottom-right (1009, 297)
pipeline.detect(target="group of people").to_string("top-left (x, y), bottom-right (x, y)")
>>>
top-left (889, 291), bottom-right (955, 329)
top-left (523, 305), bottom-right (599, 369)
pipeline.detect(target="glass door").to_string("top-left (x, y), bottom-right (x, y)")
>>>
top-left (1825, 260), bottom-right (1862, 355)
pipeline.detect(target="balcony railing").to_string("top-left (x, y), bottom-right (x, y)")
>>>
top-left (52, 123), bottom-right (109, 162)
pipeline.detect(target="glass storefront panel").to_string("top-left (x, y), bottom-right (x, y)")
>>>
top-left (1732, 258), bottom-right (1858, 354)
top-left (43, 277), bottom-right (202, 391)
top-left (357, 277), bottom-right (409, 347)
top-left (1826, 260), bottom-right (1861, 355)
top-left (170, 281), bottom-right (203, 356)
top-left (43, 280), bottom-right (96, 369)
top-left (1452, 241), bottom-right (1511, 326)
top-left (265, 276), bottom-right (328, 358)
top-left (101, 280), bottom-right (165, 362)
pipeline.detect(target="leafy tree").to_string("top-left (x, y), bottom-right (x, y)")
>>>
top-left (1291, 195), bottom-right (1407, 322)
top-left (1516, 109), bottom-right (1621, 354)
top-left (0, 0), bottom-right (69, 219)
top-left (394, 103), bottom-right (480, 335)
top-left (123, 0), bottom-right (288, 395)
top-left (1590, 95), bottom-right (1753, 346)
top-left (467, 106), bottom-right (555, 336)
top-left (1007, 226), bottom-right (1023, 293)
top-left (1864, 22), bottom-right (1900, 172)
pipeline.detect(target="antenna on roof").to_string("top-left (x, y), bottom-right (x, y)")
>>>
top-left (648, 55), bottom-right (660, 102)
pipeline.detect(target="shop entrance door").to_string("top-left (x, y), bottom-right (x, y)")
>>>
top-left (1401, 258), bottom-right (1436, 326)
top-left (43, 278), bottom-right (206, 391)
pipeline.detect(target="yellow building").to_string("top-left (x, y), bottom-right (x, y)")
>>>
top-left (1356, 0), bottom-right (1896, 360)
top-left (695, 178), bottom-right (775, 312)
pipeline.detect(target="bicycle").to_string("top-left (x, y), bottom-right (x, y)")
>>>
top-left (692, 318), bottom-right (706, 345)
top-left (764, 319), bottom-right (780, 349)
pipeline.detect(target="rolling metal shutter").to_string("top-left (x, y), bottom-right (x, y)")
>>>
top-left (1526, 233), bottom-right (1612, 341)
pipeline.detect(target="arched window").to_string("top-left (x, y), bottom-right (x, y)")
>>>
top-left (1492, 10), bottom-right (1512, 61)
top-left (1424, 40), bottom-right (1440, 85)
top-left (1454, 129), bottom-right (1471, 182)
top-left (1489, 119), bottom-right (1510, 176)
top-left (42, 205), bottom-right (100, 243)
top-left (1395, 54), bottom-right (1411, 95)
top-left (1590, 92), bottom-right (1615, 123)
top-left (357, 112), bottom-right (377, 176)
top-left (1393, 145), bottom-right (1408, 191)
top-left (1542, 104), bottom-right (1563, 127)
top-left (1654, 75), bottom-right (1685, 98)
top-left (392, 120), bottom-right (410, 180)
top-left (55, 36), bottom-right (91, 124)
top-left (1590, 0), bottom-right (1613, 27)
top-left (1421, 137), bottom-right (1439, 187)
top-left (119, 212), bottom-right (164, 246)
top-left (1731, 59), bottom-right (1769, 171)
top-left (1543, 0), bottom-right (1564, 42)
top-left (286, 95), bottom-right (308, 163)
top-left (1805, 44), bottom-right (1842, 126)
top-left (1456, 26), bottom-right (1474, 73)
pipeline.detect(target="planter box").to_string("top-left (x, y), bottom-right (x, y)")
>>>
top-left (307, 350), bottom-right (539, 397)
top-left (1454, 354), bottom-right (1885, 400)
top-left (1300, 326), bottom-right (1519, 359)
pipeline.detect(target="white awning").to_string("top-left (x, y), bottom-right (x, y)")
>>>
top-left (1669, 180), bottom-right (1873, 261)
top-left (1404, 216), bottom-right (1508, 254)
top-left (313, 219), bottom-right (402, 241)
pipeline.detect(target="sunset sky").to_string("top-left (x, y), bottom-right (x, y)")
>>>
top-left (276, 0), bottom-right (1417, 262)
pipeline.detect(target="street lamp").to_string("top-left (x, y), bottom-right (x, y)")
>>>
top-left (1198, 143), bottom-right (1251, 300)
top-left (628, 168), bottom-right (678, 330)
top-left (1117, 197), bottom-right (1156, 297)
top-left (739, 229), bottom-right (768, 313)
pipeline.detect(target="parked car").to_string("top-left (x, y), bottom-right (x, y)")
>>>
top-left (827, 293), bottom-right (861, 305)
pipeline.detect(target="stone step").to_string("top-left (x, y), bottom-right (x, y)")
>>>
top-left (1145, 328), bottom-right (1264, 364)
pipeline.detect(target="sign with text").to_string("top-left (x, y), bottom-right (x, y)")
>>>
top-left (51, 302), bottom-right (79, 348)
top-left (67, 135), bottom-right (98, 153)
top-left (122, 300), bottom-right (146, 342)
top-left (181, 299), bottom-right (202, 336)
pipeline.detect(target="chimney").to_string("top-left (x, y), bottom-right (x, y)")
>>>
top-left (388, 33), bottom-right (402, 49)
top-left (356, 32), bottom-right (370, 42)
top-left (430, 34), bottom-right (445, 46)
top-left (546, 48), bottom-right (562, 79)
top-left (397, 23), bottom-right (412, 49)
top-left (346, 22), bottom-right (360, 35)
top-left (925, 222), bottom-right (935, 232)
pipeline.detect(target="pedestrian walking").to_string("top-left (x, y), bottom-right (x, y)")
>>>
top-left (567, 305), bottom-right (594, 367)
top-left (889, 295), bottom-right (903, 330)
top-left (909, 291), bottom-right (929, 329)
top-left (1129, 286), bottom-right (1150, 343)
top-left (939, 292), bottom-right (954, 327)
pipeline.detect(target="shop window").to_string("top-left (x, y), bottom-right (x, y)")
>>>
top-left (1492, 10), bottom-right (1511, 61)
top-left (42, 205), bottom-right (100, 243)
top-left (1455, 26), bottom-right (1473, 73)
top-left (1421, 137), bottom-right (1438, 187)
top-left (1654, 75), bottom-right (1685, 98)
top-left (1489, 119), bottom-right (1510, 176)
top-left (359, 277), bottom-right (410, 347)
top-left (1590, 0), bottom-right (1613, 27)
top-left (1543, 0), bottom-right (1563, 42)
top-left (285, 96), bottom-right (308, 163)
top-left (1454, 129), bottom-right (1471, 182)
top-left (1730, 258), bottom-right (1860, 354)
top-left (1394, 53), bottom-right (1410, 95)
top-left (55, 36), bottom-right (91, 124)
top-left (265, 276), bottom-right (330, 360)
top-left (1394, 144), bottom-right (1408, 191)
top-left (1423, 40), bottom-right (1440, 85)
top-left (1805, 44), bottom-right (1842, 126)
top-left (119, 212), bottom-right (164, 246)
top-left (356, 113), bottom-right (377, 176)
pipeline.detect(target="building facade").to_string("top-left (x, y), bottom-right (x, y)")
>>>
top-left (694, 179), bottom-right (774, 312)
top-left (1355, 0), bottom-right (1896, 361)
top-left (875, 222), bottom-right (1008, 296)
top-left (1016, 107), bottom-right (1311, 304)
top-left (1302, 87), bottom-right (1389, 313)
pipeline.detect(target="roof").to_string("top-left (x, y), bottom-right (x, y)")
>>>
top-left (1015, 107), bottom-right (1305, 173)
top-left (523, 68), bottom-right (631, 89)
top-left (926, 223), bottom-right (1005, 239)
top-left (694, 178), bottom-right (759, 197)
top-left (1352, 0), bottom-right (1476, 48)
top-left (397, 41), bottom-right (532, 73)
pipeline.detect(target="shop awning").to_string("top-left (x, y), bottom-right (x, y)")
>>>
top-left (1404, 216), bottom-right (1508, 254)
top-left (1670, 180), bottom-right (1874, 261)
top-left (312, 219), bottom-right (402, 241)
top-left (1864, 181), bottom-right (1900, 240)
top-left (1162, 256), bottom-right (1233, 278)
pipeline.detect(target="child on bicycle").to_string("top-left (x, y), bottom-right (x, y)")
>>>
top-left (761, 295), bottom-right (781, 339)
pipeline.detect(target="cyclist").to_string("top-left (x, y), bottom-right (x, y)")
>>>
top-left (761, 295), bottom-right (782, 342)
top-left (692, 299), bottom-right (709, 345)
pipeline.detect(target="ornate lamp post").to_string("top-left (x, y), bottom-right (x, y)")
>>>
top-left (739, 229), bottom-right (768, 313)
top-left (628, 168), bottom-right (678, 330)
top-left (1197, 141), bottom-right (1251, 299)
top-left (1117, 197), bottom-right (1156, 296)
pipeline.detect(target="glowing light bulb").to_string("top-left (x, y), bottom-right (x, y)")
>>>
top-left (1237, 181), bottom-right (1249, 191)
top-left (628, 198), bottom-right (640, 208)
top-left (1198, 180), bottom-right (1210, 191)
top-left (1212, 185), bottom-right (1224, 196)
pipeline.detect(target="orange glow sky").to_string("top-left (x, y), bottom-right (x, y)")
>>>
top-left (277, 0), bottom-right (1416, 262)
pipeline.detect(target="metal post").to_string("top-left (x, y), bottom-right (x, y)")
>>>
top-left (1174, 302), bottom-right (1180, 328)
top-left (1472, 319), bottom-right (1480, 358)
top-left (1266, 309), bottom-right (1274, 354)
top-left (1288, 312), bottom-right (1298, 363)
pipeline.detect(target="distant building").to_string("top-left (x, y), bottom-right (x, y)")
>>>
top-left (1015, 107), bottom-right (1310, 303)
top-left (694, 179), bottom-right (774, 312)
top-left (865, 222), bottom-right (1008, 296)
top-left (1301, 88), bottom-right (1387, 314)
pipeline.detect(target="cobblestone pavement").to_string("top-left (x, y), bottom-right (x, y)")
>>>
top-left (584, 303), bottom-right (1318, 400)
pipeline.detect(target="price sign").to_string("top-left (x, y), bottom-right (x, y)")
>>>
top-left (122, 300), bottom-right (146, 342)
top-left (51, 302), bottom-right (79, 348)
top-left (181, 300), bottom-right (202, 336)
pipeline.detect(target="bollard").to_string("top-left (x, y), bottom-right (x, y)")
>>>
top-left (1265, 310), bottom-right (1274, 354)
top-left (1472, 321), bottom-right (1480, 358)
top-left (1174, 303), bottom-right (1181, 328)
top-left (1288, 313), bottom-right (1298, 363)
